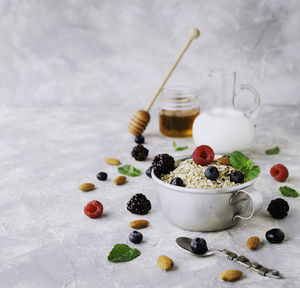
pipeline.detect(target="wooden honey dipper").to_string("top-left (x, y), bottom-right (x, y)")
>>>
top-left (128, 28), bottom-right (200, 136)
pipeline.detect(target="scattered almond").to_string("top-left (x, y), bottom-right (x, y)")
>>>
top-left (217, 157), bottom-right (230, 165)
top-left (105, 158), bottom-right (121, 165)
top-left (157, 255), bottom-right (173, 271)
top-left (114, 176), bottom-right (126, 185)
top-left (219, 270), bottom-right (243, 281)
top-left (247, 236), bottom-right (260, 250)
top-left (129, 220), bottom-right (149, 229)
top-left (79, 183), bottom-right (95, 192)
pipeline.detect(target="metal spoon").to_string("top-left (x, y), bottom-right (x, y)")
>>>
top-left (176, 237), bottom-right (283, 279)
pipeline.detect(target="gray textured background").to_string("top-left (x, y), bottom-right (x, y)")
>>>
top-left (0, 0), bottom-right (299, 108)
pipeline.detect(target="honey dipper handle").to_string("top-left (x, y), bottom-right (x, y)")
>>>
top-left (145, 28), bottom-right (200, 112)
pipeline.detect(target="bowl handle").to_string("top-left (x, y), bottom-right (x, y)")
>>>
top-left (230, 186), bottom-right (263, 221)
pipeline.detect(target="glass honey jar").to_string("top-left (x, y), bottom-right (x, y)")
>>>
top-left (159, 86), bottom-right (199, 137)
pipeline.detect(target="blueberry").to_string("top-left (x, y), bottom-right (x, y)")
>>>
top-left (190, 237), bottom-right (208, 254)
top-left (266, 228), bottom-right (285, 244)
top-left (170, 177), bottom-right (185, 187)
top-left (204, 166), bottom-right (219, 181)
top-left (129, 231), bottom-right (143, 244)
top-left (146, 166), bottom-right (153, 178)
top-left (230, 171), bottom-right (244, 183)
top-left (97, 172), bottom-right (107, 181)
top-left (134, 134), bottom-right (145, 144)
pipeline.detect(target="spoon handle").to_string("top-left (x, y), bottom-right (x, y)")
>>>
top-left (219, 249), bottom-right (282, 279)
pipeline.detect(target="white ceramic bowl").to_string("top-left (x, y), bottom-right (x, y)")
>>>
top-left (152, 155), bottom-right (263, 232)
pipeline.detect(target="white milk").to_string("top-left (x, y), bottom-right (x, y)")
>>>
top-left (192, 108), bottom-right (255, 154)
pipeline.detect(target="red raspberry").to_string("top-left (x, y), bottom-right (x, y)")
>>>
top-left (270, 164), bottom-right (289, 182)
top-left (84, 200), bottom-right (103, 218)
top-left (193, 145), bottom-right (215, 166)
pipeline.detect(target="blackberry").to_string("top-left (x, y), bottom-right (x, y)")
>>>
top-left (267, 198), bottom-right (289, 219)
top-left (127, 193), bottom-right (151, 215)
top-left (152, 154), bottom-right (175, 175)
top-left (131, 145), bottom-right (149, 161)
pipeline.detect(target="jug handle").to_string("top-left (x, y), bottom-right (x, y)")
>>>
top-left (233, 84), bottom-right (260, 120)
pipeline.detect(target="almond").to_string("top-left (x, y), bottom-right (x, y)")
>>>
top-left (247, 236), bottom-right (260, 250)
top-left (157, 255), bottom-right (173, 271)
top-left (114, 176), bottom-right (126, 185)
top-left (219, 270), bottom-right (243, 281)
top-left (217, 157), bottom-right (230, 165)
top-left (129, 220), bottom-right (149, 229)
top-left (104, 158), bottom-right (121, 165)
top-left (79, 183), bottom-right (95, 192)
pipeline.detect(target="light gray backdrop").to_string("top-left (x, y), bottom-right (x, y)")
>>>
top-left (0, 0), bottom-right (299, 108)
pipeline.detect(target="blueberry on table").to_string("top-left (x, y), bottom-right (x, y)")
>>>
top-left (170, 177), bottom-right (185, 187)
top-left (97, 172), bottom-right (108, 181)
top-left (265, 228), bottom-right (285, 244)
top-left (204, 166), bottom-right (219, 181)
top-left (146, 166), bottom-right (153, 178)
top-left (129, 231), bottom-right (143, 244)
top-left (229, 171), bottom-right (244, 184)
top-left (190, 238), bottom-right (208, 254)
top-left (134, 134), bottom-right (145, 144)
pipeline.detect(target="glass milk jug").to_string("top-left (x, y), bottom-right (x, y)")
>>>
top-left (192, 70), bottom-right (260, 154)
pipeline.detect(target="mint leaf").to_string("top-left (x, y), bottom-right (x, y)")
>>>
top-left (173, 141), bottom-right (188, 152)
top-left (265, 146), bottom-right (280, 155)
top-left (246, 165), bottom-right (260, 180)
top-left (118, 165), bottom-right (141, 177)
top-left (280, 186), bottom-right (299, 198)
top-left (108, 244), bottom-right (140, 262)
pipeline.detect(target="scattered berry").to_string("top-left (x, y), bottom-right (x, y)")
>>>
top-left (131, 145), bottom-right (149, 161)
top-left (267, 198), bottom-right (289, 219)
top-left (152, 154), bottom-right (175, 175)
top-left (129, 231), bottom-right (143, 244)
top-left (134, 134), bottom-right (145, 144)
top-left (192, 145), bottom-right (215, 166)
top-left (265, 228), bottom-right (285, 244)
top-left (84, 200), bottom-right (103, 218)
top-left (190, 238), bottom-right (208, 255)
top-left (146, 166), bottom-right (152, 178)
top-left (230, 171), bottom-right (244, 184)
top-left (97, 172), bottom-right (107, 181)
top-left (270, 164), bottom-right (289, 182)
top-left (127, 194), bottom-right (151, 215)
top-left (204, 166), bottom-right (219, 181)
top-left (170, 177), bottom-right (185, 187)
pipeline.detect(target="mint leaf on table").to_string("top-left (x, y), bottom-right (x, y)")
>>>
top-left (280, 186), bottom-right (299, 198)
top-left (173, 141), bottom-right (188, 152)
top-left (265, 146), bottom-right (280, 155)
top-left (118, 165), bottom-right (141, 177)
top-left (230, 151), bottom-right (260, 180)
top-left (108, 244), bottom-right (140, 262)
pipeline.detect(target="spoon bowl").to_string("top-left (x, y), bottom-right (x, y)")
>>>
top-left (176, 237), bottom-right (216, 257)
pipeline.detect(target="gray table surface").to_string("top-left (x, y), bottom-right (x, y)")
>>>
top-left (0, 105), bottom-right (299, 288)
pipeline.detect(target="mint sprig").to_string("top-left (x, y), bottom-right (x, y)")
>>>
top-left (265, 146), bottom-right (280, 155)
top-left (280, 186), bottom-right (299, 198)
top-left (230, 151), bottom-right (260, 180)
top-left (108, 244), bottom-right (140, 262)
top-left (118, 165), bottom-right (141, 177)
top-left (173, 141), bottom-right (188, 152)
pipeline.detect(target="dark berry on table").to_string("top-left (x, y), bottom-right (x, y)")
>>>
top-left (134, 134), bottom-right (145, 144)
top-left (152, 154), bottom-right (175, 176)
top-left (131, 145), bottom-right (149, 161)
top-left (170, 177), bottom-right (185, 187)
top-left (146, 166), bottom-right (153, 178)
top-left (190, 238), bottom-right (208, 255)
top-left (267, 198), bottom-right (289, 219)
top-left (192, 145), bottom-right (215, 166)
top-left (270, 164), bottom-right (289, 182)
top-left (230, 171), bottom-right (244, 184)
top-left (127, 193), bottom-right (151, 215)
top-left (129, 231), bottom-right (143, 244)
top-left (204, 166), bottom-right (219, 181)
top-left (84, 200), bottom-right (103, 219)
top-left (265, 228), bottom-right (285, 244)
top-left (97, 172), bottom-right (107, 181)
